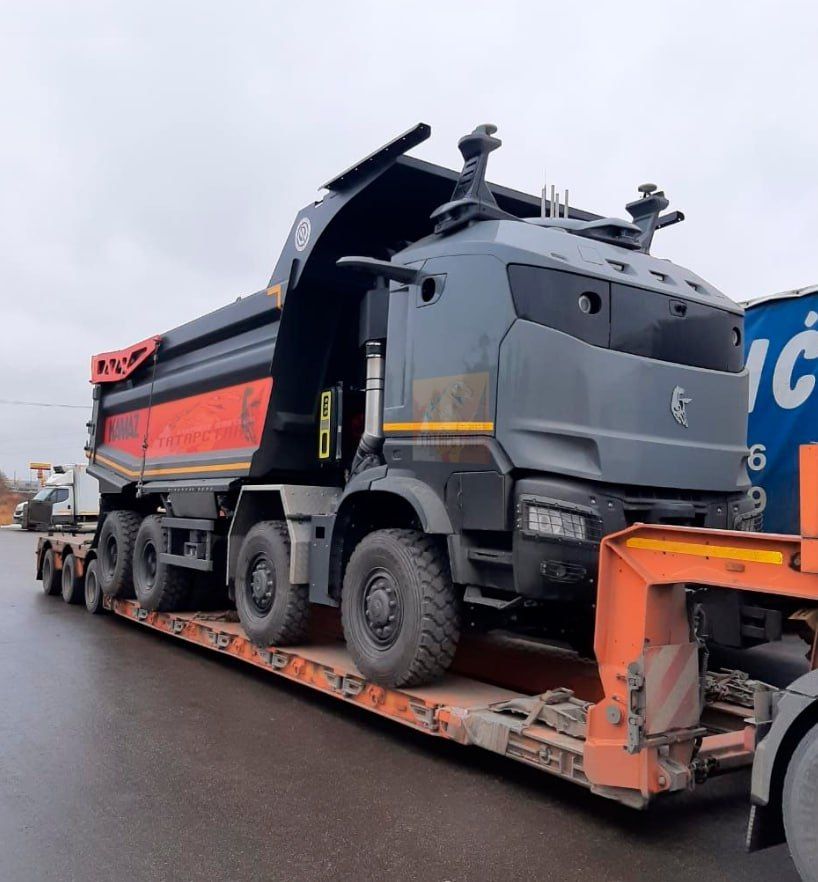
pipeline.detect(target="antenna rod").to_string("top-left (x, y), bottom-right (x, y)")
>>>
top-left (550, 184), bottom-right (556, 218)
top-left (540, 170), bottom-right (547, 218)
top-left (564, 188), bottom-right (569, 219)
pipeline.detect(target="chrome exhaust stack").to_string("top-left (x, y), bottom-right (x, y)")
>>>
top-left (362, 340), bottom-right (385, 446)
top-left (351, 339), bottom-right (385, 476)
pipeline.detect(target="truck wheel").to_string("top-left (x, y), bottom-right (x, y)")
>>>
top-left (84, 559), bottom-right (106, 615)
top-left (98, 510), bottom-right (141, 598)
top-left (61, 554), bottom-right (84, 605)
top-left (133, 515), bottom-right (191, 611)
top-left (41, 547), bottom-right (60, 596)
top-left (235, 521), bottom-right (308, 646)
top-left (341, 529), bottom-right (461, 688)
top-left (783, 722), bottom-right (818, 882)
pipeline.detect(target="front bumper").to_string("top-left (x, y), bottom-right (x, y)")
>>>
top-left (512, 475), bottom-right (756, 601)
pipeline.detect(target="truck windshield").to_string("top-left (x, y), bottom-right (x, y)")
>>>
top-left (32, 489), bottom-right (52, 502)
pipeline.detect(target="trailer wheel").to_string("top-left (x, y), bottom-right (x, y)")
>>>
top-left (61, 554), bottom-right (84, 605)
top-left (41, 547), bottom-right (60, 596)
top-left (84, 559), bottom-right (106, 615)
top-left (133, 515), bottom-right (192, 611)
top-left (98, 510), bottom-right (141, 598)
top-left (341, 529), bottom-right (460, 688)
top-left (783, 722), bottom-right (818, 881)
top-left (235, 521), bottom-right (308, 646)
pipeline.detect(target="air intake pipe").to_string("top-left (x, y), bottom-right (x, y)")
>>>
top-left (350, 340), bottom-right (385, 476)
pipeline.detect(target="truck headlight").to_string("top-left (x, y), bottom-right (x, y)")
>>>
top-left (524, 501), bottom-right (596, 542)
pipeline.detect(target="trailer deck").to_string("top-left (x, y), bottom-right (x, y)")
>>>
top-left (101, 592), bottom-right (766, 810)
top-left (106, 598), bottom-right (605, 793)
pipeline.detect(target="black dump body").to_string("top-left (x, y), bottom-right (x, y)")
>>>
top-left (88, 125), bottom-right (596, 497)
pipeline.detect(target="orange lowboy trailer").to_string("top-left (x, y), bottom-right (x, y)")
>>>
top-left (36, 446), bottom-right (818, 880)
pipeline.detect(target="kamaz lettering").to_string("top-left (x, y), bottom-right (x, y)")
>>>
top-left (106, 414), bottom-right (140, 442)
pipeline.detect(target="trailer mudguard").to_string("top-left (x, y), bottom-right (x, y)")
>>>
top-left (748, 669), bottom-right (818, 850)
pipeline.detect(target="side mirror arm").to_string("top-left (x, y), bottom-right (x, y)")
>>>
top-left (336, 256), bottom-right (420, 286)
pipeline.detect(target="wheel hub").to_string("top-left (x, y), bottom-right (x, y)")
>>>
top-left (104, 535), bottom-right (118, 577)
top-left (363, 570), bottom-right (401, 647)
top-left (248, 556), bottom-right (274, 613)
top-left (142, 541), bottom-right (157, 587)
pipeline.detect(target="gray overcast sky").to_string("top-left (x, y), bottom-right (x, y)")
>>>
top-left (1, 1), bottom-right (816, 480)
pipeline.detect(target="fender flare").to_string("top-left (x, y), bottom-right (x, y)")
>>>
top-left (227, 484), bottom-right (341, 587)
top-left (325, 478), bottom-right (455, 602)
top-left (365, 475), bottom-right (454, 535)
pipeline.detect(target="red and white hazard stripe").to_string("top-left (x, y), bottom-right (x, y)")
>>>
top-left (643, 643), bottom-right (701, 736)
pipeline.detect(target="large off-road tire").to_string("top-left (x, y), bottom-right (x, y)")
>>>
top-left (341, 529), bottom-right (461, 688)
top-left (133, 515), bottom-right (192, 611)
top-left (235, 521), bottom-right (308, 647)
top-left (98, 510), bottom-right (141, 598)
top-left (41, 547), bottom-right (60, 596)
top-left (84, 559), bottom-right (106, 615)
top-left (61, 553), bottom-right (84, 605)
top-left (783, 722), bottom-right (818, 882)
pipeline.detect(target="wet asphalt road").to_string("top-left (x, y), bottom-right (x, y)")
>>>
top-left (0, 528), bottom-right (802, 882)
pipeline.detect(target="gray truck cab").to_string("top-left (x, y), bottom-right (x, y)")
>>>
top-left (325, 125), bottom-right (753, 650)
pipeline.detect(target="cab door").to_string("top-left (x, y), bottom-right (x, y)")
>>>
top-left (48, 488), bottom-right (73, 526)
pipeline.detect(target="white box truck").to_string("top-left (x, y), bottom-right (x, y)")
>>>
top-left (16, 464), bottom-right (98, 531)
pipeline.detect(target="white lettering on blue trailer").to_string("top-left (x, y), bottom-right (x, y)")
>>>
top-left (745, 294), bottom-right (818, 533)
